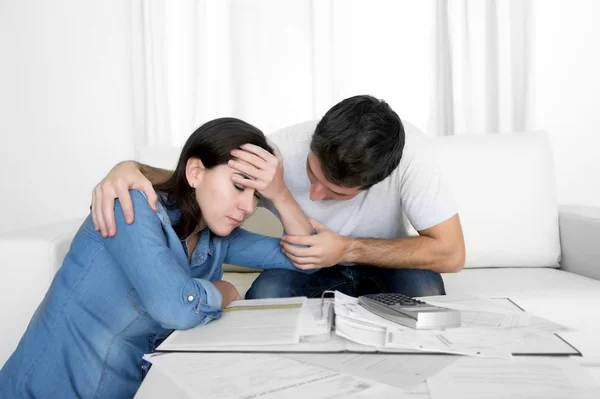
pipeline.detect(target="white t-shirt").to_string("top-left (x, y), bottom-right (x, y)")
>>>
top-left (263, 120), bottom-right (457, 239)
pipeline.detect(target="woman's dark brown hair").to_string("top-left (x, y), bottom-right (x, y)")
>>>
top-left (154, 117), bottom-right (274, 238)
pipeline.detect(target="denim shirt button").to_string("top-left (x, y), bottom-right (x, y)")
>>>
top-left (186, 295), bottom-right (194, 302)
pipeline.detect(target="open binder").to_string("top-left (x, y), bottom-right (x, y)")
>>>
top-left (155, 292), bottom-right (580, 358)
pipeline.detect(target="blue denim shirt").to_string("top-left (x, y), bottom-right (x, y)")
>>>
top-left (0, 190), bottom-right (308, 398)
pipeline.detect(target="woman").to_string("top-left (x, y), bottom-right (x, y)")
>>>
top-left (0, 118), bottom-right (315, 398)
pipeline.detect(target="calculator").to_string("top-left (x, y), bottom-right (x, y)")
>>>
top-left (358, 293), bottom-right (461, 329)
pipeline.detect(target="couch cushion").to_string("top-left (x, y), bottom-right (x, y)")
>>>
top-left (433, 132), bottom-right (561, 268)
top-left (224, 271), bottom-right (261, 298)
top-left (442, 267), bottom-right (600, 299)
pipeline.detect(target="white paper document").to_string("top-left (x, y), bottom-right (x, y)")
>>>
top-left (459, 309), bottom-right (530, 328)
top-left (420, 295), bottom-right (520, 312)
top-left (143, 352), bottom-right (411, 399)
top-left (422, 295), bottom-right (571, 332)
top-left (426, 357), bottom-right (600, 399)
top-left (529, 314), bottom-right (573, 333)
top-left (435, 326), bottom-right (578, 356)
top-left (385, 326), bottom-right (512, 358)
top-left (299, 298), bottom-right (333, 342)
top-left (422, 295), bottom-right (531, 328)
top-left (281, 352), bottom-right (457, 389)
top-left (158, 297), bottom-right (305, 350)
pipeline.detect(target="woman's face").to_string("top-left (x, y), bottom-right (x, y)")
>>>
top-left (193, 163), bottom-right (260, 236)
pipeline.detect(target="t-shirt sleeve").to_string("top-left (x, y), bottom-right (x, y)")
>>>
top-left (398, 137), bottom-right (458, 232)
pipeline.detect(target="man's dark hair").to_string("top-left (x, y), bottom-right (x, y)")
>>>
top-left (310, 95), bottom-right (405, 189)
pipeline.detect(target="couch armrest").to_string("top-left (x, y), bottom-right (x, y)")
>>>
top-left (0, 219), bottom-right (80, 368)
top-left (559, 205), bottom-right (600, 281)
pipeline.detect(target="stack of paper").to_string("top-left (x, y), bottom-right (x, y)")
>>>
top-left (156, 293), bottom-right (579, 359)
top-left (332, 292), bottom-right (577, 358)
top-left (158, 297), bottom-right (335, 352)
top-left (333, 291), bottom-right (511, 358)
top-left (159, 297), bottom-right (307, 351)
top-left (140, 294), bottom-right (598, 398)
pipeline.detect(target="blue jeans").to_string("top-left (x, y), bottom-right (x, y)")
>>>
top-left (245, 265), bottom-right (446, 299)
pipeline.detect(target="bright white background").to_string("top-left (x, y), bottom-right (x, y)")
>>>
top-left (0, 0), bottom-right (598, 235)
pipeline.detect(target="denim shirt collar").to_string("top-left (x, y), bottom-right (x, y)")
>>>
top-left (157, 192), bottom-right (182, 226)
top-left (156, 192), bottom-right (213, 263)
top-left (188, 228), bottom-right (212, 265)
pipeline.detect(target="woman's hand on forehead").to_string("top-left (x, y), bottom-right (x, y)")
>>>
top-left (228, 144), bottom-right (287, 201)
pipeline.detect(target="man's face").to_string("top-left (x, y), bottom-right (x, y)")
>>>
top-left (306, 152), bottom-right (363, 201)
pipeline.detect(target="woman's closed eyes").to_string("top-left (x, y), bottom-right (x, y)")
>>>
top-left (233, 182), bottom-right (261, 200)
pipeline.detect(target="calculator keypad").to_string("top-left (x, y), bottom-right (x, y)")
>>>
top-left (365, 293), bottom-right (427, 306)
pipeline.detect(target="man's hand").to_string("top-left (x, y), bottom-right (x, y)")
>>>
top-left (91, 161), bottom-right (158, 238)
top-left (280, 218), bottom-right (350, 270)
top-left (213, 280), bottom-right (241, 308)
top-left (228, 143), bottom-right (287, 202)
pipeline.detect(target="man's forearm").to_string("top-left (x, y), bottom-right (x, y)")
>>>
top-left (344, 235), bottom-right (464, 273)
top-left (136, 162), bottom-right (173, 185)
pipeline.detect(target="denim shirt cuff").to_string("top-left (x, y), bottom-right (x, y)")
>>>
top-left (196, 279), bottom-right (223, 310)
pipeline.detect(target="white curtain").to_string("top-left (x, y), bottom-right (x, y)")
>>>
top-left (130, 0), bottom-right (436, 147)
top-left (130, 0), bottom-right (532, 147)
top-left (131, 0), bottom-right (337, 147)
top-left (432, 0), bottom-right (533, 136)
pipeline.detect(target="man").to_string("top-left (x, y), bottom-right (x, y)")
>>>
top-left (92, 95), bottom-right (465, 299)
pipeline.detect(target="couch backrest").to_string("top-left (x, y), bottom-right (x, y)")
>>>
top-left (432, 132), bottom-right (560, 268)
top-left (137, 130), bottom-right (561, 271)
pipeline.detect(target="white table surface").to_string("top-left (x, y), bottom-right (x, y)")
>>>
top-left (134, 354), bottom-right (600, 399)
top-left (135, 297), bottom-right (600, 398)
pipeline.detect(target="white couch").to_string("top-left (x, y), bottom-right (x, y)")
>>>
top-left (1, 130), bottom-right (600, 369)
